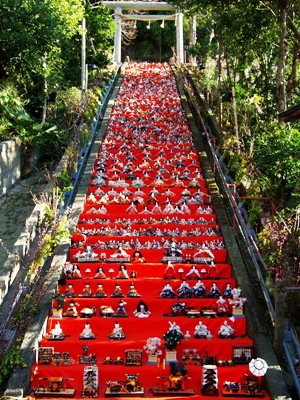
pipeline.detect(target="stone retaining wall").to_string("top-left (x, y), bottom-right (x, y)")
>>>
top-left (0, 151), bottom-right (69, 306)
top-left (0, 137), bottom-right (40, 197)
top-left (0, 137), bottom-right (22, 196)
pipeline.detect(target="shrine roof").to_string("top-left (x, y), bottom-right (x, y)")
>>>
top-left (278, 104), bottom-right (300, 122)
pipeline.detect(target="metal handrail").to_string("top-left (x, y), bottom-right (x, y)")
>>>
top-left (284, 322), bottom-right (300, 398)
top-left (179, 65), bottom-right (300, 397)
top-left (65, 68), bottom-right (120, 209)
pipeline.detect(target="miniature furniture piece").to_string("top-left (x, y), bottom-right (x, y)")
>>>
top-left (105, 374), bottom-right (144, 397)
top-left (193, 257), bottom-right (213, 264)
top-left (245, 377), bottom-right (264, 396)
top-left (38, 347), bottom-right (54, 365)
top-left (100, 305), bottom-right (115, 318)
top-left (52, 352), bottom-right (71, 367)
top-left (81, 366), bottom-right (98, 398)
top-left (182, 349), bottom-right (201, 366)
top-left (201, 365), bottom-right (218, 396)
top-left (222, 376), bottom-right (264, 397)
top-left (35, 377), bottom-right (75, 397)
top-left (107, 257), bottom-right (130, 263)
top-left (152, 362), bottom-right (194, 396)
top-left (79, 346), bottom-right (97, 366)
top-left (125, 349), bottom-right (142, 366)
top-left (233, 346), bottom-right (253, 364)
top-left (162, 256), bottom-right (183, 264)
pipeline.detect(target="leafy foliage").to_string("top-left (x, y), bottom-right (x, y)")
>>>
top-left (0, 345), bottom-right (27, 387)
top-left (163, 324), bottom-right (183, 350)
top-left (52, 292), bottom-right (66, 311)
top-left (124, 16), bottom-right (176, 62)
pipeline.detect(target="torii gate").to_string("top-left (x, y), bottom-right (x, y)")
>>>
top-left (102, 1), bottom-right (184, 64)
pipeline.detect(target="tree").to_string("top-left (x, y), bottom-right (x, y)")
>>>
top-left (85, 2), bottom-right (115, 68)
top-left (124, 16), bottom-right (176, 62)
top-left (0, 0), bottom-right (85, 115)
top-left (169, 0), bottom-right (300, 117)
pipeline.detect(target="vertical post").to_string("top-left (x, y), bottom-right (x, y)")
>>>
top-left (42, 53), bottom-right (47, 124)
top-left (114, 7), bottom-right (122, 64)
top-left (273, 278), bottom-right (285, 357)
top-left (176, 13), bottom-right (184, 63)
top-left (81, 16), bottom-right (86, 104)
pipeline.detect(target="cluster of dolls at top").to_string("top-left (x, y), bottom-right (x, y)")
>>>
top-left (160, 279), bottom-right (233, 300)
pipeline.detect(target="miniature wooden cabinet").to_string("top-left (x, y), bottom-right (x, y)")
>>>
top-left (38, 347), bottom-right (54, 364)
top-left (81, 366), bottom-right (98, 398)
top-left (233, 346), bottom-right (253, 364)
top-left (125, 349), bottom-right (142, 366)
top-left (201, 365), bottom-right (218, 396)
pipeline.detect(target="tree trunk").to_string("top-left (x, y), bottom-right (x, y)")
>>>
top-left (276, 1), bottom-right (290, 120)
top-left (232, 86), bottom-right (240, 152)
top-left (218, 39), bottom-right (223, 128)
top-left (188, 16), bottom-right (197, 66)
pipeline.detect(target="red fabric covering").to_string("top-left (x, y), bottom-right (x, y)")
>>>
top-left (29, 63), bottom-right (270, 400)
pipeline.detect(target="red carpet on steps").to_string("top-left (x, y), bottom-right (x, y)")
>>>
top-left (29, 63), bottom-right (270, 400)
